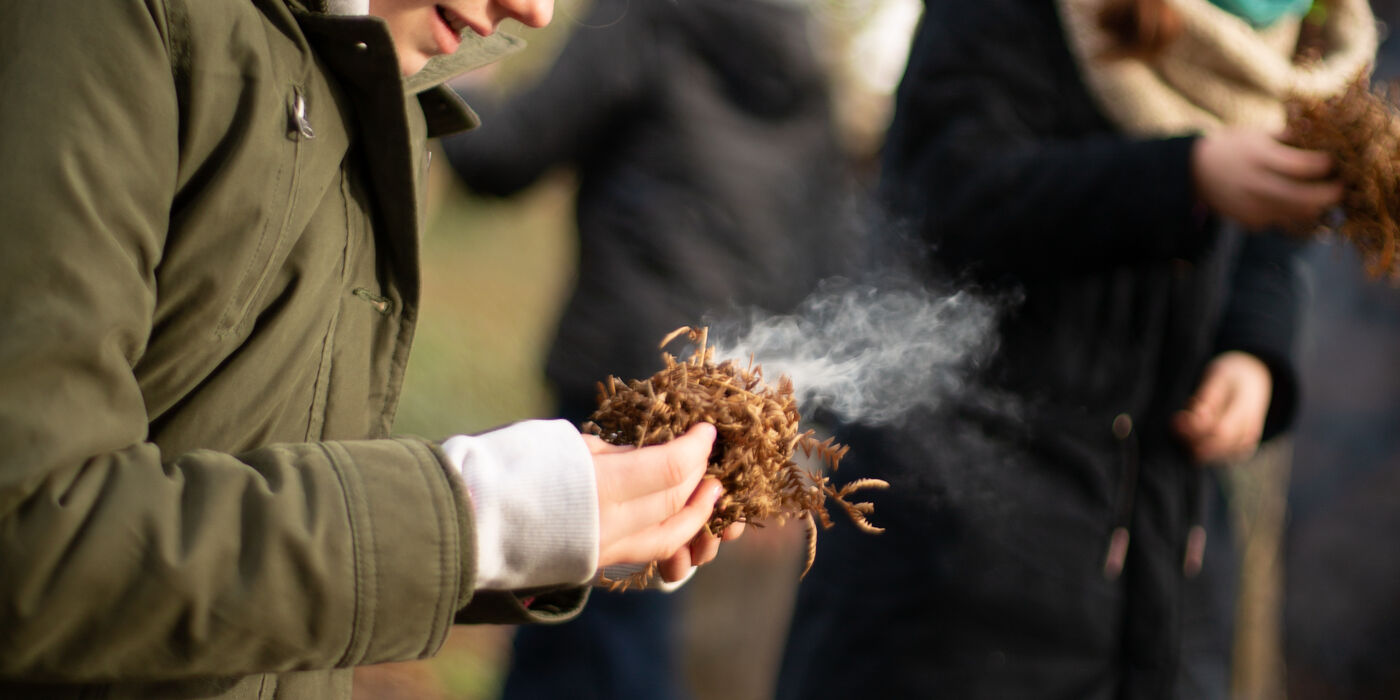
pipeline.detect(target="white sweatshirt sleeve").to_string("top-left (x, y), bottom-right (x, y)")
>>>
top-left (441, 419), bottom-right (600, 590)
top-left (598, 563), bottom-right (696, 592)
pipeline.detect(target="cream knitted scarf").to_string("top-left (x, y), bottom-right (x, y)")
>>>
top-left (1055, 0), bottom-right (1378, 135)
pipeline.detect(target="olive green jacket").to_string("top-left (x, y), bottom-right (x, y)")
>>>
top-left (0, 1), bottom-right (585, 697)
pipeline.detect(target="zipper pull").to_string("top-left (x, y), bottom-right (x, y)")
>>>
top-left (1102, 526), bottom-right (1130, 581)
top-left (290, 87), bottom-right (316, 140)
top-left (1183, 524), bottom-right (1207, 578)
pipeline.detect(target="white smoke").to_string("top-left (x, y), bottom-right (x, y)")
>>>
top-left (707, 280), bottom-right (1002, 426)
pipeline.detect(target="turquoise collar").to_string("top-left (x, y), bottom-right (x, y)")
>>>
top-left (1209, 0), bottom-right (1313, 27)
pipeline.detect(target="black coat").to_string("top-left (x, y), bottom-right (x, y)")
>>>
top-left (778, 0), bottom-right (1303, 698)
top-left (442, 0), bottom-right (852, 416)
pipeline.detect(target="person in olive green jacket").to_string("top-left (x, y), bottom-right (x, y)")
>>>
top-left (0, 1), bottom-right (742, 698)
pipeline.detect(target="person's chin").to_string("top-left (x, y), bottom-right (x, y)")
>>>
top-left (398, 51), bottom-right (432, 76)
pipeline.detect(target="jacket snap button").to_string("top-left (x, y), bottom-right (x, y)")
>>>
top-left (1112, 413), bottom-right (1133, 440)
top-left (290, 89), bottom-right (315, 140)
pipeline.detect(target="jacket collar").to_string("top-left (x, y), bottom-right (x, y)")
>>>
top-left (409, 32), bottom-right (525, 135)
top-left (285, 0), bottom-right (524, 92)
top-left (404, 31), bottom-right (525, 94)
top-left (286, 3), bottom-right (525, 135)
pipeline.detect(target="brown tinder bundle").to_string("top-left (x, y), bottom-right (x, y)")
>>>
top-left (1285, 76), bottom-right (1400, 281)
top-left (583, 326), bottom-right (887, 590)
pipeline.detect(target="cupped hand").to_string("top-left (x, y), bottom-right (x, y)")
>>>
top-left (1192, 129), bottom-right (1342, 229)
top-left (590, 423), bottom-right (742, 582)
top-left (658, 511), bottom-right (747, 582)
top-left (1172, 351), bottom-right (1273, 464)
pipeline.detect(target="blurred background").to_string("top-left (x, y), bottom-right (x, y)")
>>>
top-left (353, 1), bottom-right (1400, 698)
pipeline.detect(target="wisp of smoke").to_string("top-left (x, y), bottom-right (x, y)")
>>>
top-left (708, 280), bottom-right (1001, 426)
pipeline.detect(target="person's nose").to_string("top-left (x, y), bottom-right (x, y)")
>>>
top-left (499, 0), bottom-right (552, 28)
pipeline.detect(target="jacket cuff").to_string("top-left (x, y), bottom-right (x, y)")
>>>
top-left (1216, 316), bottom-right (1301, 440)
top-left (1146, 135), bottom-right (1217, 262)
top-left (441, 420), bottom-right (600, 591)
top-left (322, 438), bottom-right (467, 664)
top-left (1213, 235), bottom-right (1306, 440)
top-left (454, 587), bottom-right (591, 625)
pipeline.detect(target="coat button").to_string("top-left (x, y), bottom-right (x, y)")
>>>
top-left (1112, 413), bottom-right (1133, 440)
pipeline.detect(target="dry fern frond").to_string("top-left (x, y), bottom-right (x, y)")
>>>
top-left (1285, 75), bottom-right (1400, 282)
top-left (584, 326), bottom-right (888, 590)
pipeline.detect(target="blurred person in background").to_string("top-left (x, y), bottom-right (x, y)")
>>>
top-left (0, 1), bottom-right (744, 698)
top-left (777, 0), bottom-right (1376, 699)
top-left (440, 0), bottom-right (855, 696)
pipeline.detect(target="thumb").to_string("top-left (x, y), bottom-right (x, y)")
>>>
top-left (1176, 373), bottom-right (1226, 440)
top-left (679, 421), bottom-right (717, 448)
top-left (656, 422), bottom-right (716, 497)
top-left (1188, 370), bottom-right (1233, 419)
top-left (670, 422), bottom-right (717, 467)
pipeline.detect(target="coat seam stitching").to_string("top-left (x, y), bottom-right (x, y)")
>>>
top-left (321, 441), bottom-right (374, 666)
top-left (403, 438), bottom-right (456, 655)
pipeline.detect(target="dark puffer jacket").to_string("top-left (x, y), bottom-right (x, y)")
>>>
top-left (777, 0), bottom-right (1305, 698)
top-left (441, 0), bottom-right (853, 413)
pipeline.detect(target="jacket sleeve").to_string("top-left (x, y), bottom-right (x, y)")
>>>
top-left (1213, 232), bottom-right (1308, 440)
top-left (0, 1), bottom-right (574, 683)
top-left (440, 0), bottom-right (646, 195)
top-left (881, 0), bottom-right (1213, 276)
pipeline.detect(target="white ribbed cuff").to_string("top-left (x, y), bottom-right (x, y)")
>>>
top-left (442, 419), bottom-right (599, 590)
top-left (598, 563), bottom-right (696, 593)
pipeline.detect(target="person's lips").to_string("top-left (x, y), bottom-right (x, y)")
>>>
top-left (431, 5), bottom-right (466, 54)
top-left (435, 4), bottom-right (489, 48)
top-left (437, 5), bottom-right (471, 34)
